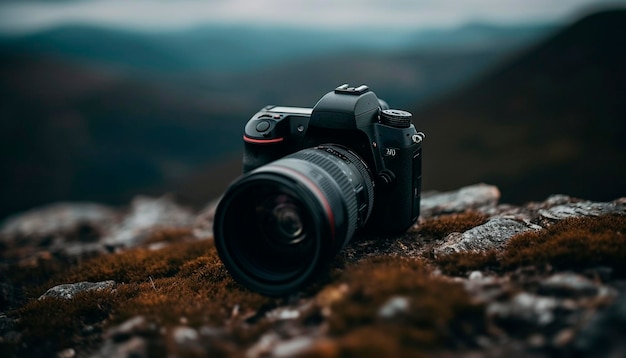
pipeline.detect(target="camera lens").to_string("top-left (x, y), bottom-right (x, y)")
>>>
top-left (258, 193), bottom-right (306, 245)
top-left (214, 145), bottom-right (374, 296)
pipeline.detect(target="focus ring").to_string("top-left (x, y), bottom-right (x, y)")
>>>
top-left (288, 150), bottom-right (359, 243)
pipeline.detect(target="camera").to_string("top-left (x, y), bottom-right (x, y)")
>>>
top-left (214, 84), bottom-right (424, 296)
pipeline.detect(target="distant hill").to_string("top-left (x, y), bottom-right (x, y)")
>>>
top-left (0, 20), bottom-right (558, 220)
top-left (413, 9), bottom-right (626, 204)
top-left (0, 54), bottom-right (246, 220)
top-left (0, 23), bottom-right (553, 73)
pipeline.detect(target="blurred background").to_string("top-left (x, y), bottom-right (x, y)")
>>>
top-left (0, 0), bottom-right (624, 220)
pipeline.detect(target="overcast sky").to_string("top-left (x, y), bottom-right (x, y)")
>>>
top-left (0, 0), bottom-right (624, 33)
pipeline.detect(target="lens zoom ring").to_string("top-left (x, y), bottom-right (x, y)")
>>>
top-left (335, 147), bottom-right (375, 219)
top-left (289, 150), bottom-right (359, 240)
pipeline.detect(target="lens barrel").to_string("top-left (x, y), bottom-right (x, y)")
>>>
top-left (214, 145), bottom-right (374, 296)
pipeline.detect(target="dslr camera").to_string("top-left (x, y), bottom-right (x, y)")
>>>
top-left (214, 84), bottom-right (424, 296)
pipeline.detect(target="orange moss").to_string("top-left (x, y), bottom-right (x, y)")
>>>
top-left (323, 256), bottom-right (485, 355)
top-left (434, 251), bottom-right (499, 276)
top-left (415, 212), bottom-right (489, 239)
top-left (500, 215), bottom-right (626, 273)
top-left (2, 257), bottom-right (68, 307)
top-left (143, 227), bottom-right (195, 245)
top-left (18, 290), bottom-right (117, 355)
top-left (304, 326), bottom-right (428, 357)
top-left (60, 240), bottom-right (214, 284)
top-left (110, 252), bottom-right (272, 327)
top-left (12, 215), bottom-right (624, 356)
top-left (435, 215), bottom-right (626, 276)
top-left (13, 235), bottom-right (274, 356)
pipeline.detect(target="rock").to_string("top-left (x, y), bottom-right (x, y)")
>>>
top-left (377, 296), bottom-right (410, 319)
top-left (434, 217), bottom-right (539, 255)
top-left (94, 316), bottom-right (156, 358)
top-left (420, 183), bottom-right (500, 217)
top-left (0, 203), bottom-right (116, 244)
top-left (102, 195), bottom-right (194, 248)
top-left (39, 280), bottom-right (116, 300)
top-left (271, 336), bottom-right (316, 357)
top-left (539, 199), bottom-right (626, 220)
top-left (172, 326), bottom-right (199, 345)
top-left (92, 336), bottom-right (148, 358)
top-left (538, 273), bottom-right (600, 298)
top-left (104, 316), bottom-right (148, 341)
top-left (0, 203), bottom-right (116, 259)
top-left (265, 307), bottom-right (301, 321)
top-left (193, 199), bottom-right (219, 239)
top-left (169, 326), bottom-right (206, 356)
top-left (573, 289), bottom-right (626, 356)
top-left (0, 314), bottom-right (18, 344)
top-left (4, 183), bottom-right (626, 357)
top-left (469, 271), bottom-right (483, 281)
top-left (56, 348), bottom-right (75, 358)
top-left (463, 274), bottom-right (507, 304)
top-left (488, 292), bottom-right (559, 327)
top-left (0, 196), bottom-right (198, 259)
top-left (246, 332), bottom-right (281, 357)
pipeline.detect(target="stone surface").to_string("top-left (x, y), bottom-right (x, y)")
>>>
top-left (573, 288), bottom-right (626, 356)
top-left (377, 296), bottom-right (410, 319)
top-left (102, 195), bottom-right (194, 248)
top-left (539, 200), bottom-right (626, 220)
top-left (39, 280), bottom-right (116, 300)
top-left (192, 199), bottom-right (219, 239)
top-left (0, 195), bottom-right (201, 264)
top-left (538, 272), bottom-right (600, 298)
top-left (0, 203), bottom-right (117, 260)
top-left (0, 202), bottom-right (116, 243)
top-left (434, 217), bottom-right (539, 255)
top-left (420, 183), bottom-right (501, 217)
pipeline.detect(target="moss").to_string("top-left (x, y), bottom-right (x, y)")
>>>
top-left (434, 251), bottom-right (500, 276)
top-left (500, 215), bottom-right (626, 274)
top-left (304, 326), bottom-right (428, 357)
top-left (1, 256), bottom-right (68, 309)
top-left (415, 212), bottom-right (489, 239)
top-left (435, 215), bottom-right (626, 277)
top-left (13, 236), bottom-right (275, 355)
top-left (9, 215), bottom-right (625, 356)
top-left (59, 240), bottom-right (214, 284)
top-left (322, 256), bottom-right (485, 355)
top-left (17, 290), bottom-right (116, 355)
top-left (143, 227), bottom-right (195, 245)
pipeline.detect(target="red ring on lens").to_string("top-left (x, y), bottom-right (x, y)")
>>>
top-left (267, 165), bottom-right (336, 242)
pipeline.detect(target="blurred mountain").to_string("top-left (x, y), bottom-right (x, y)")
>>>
top-left (0, 20), bottom-right (557, 220)
top-left (414, 9), bottom-right (626, 204)
top-left (0, 23), bottom-right (553, 73)
top-left (0, 54), bottom-right (246, 220)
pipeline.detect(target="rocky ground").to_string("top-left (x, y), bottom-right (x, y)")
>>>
top-left (0, 184), bottom-right (625, 357)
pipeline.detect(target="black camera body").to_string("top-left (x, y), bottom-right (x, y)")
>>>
top-left (243, 84), bottom-right (423, 233)
top-left (214, 84), bottom-right (424, 296)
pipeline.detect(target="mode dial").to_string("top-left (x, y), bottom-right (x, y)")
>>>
top-left (380, 109), bottom-right (412, 128)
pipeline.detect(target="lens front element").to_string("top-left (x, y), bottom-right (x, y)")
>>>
top-left (214, 145), bottom-right (374, 296)
top-left (259, 194), bottom-right (306, 245)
